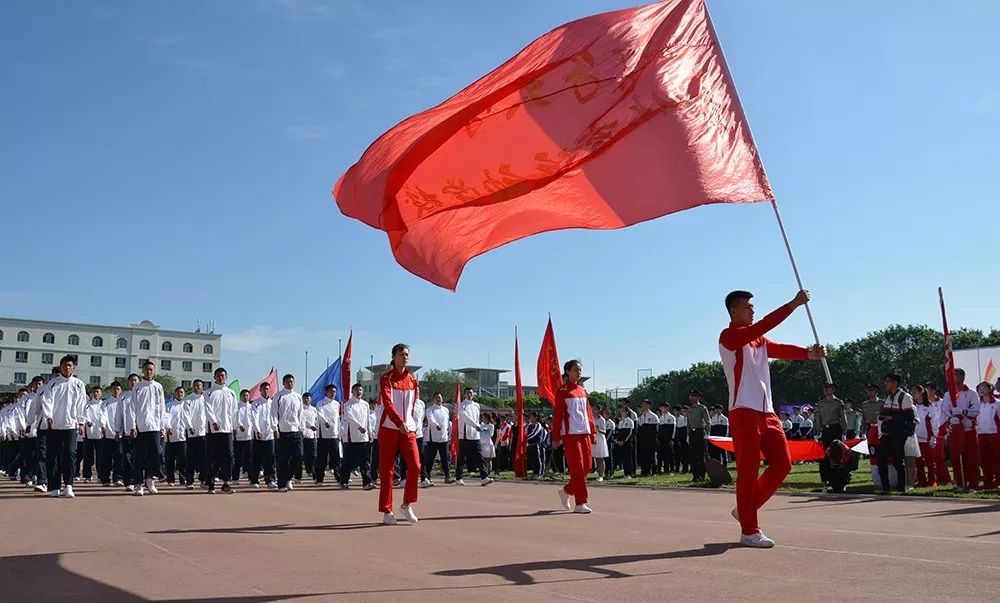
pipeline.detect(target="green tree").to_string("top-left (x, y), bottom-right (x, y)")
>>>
top-left (154, 374), bottom-right (178, 396)
top-left (419, 368), bottom-right (478, 402)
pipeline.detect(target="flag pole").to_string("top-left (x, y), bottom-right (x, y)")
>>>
top-left (770, 199), bottom-right (832, 384)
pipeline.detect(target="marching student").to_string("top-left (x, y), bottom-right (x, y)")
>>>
top-left (480, 414), bottom-right (496, 475)
top-left (656, 403), bottom-right (675, 474)
top-left (455, 387), bottom-right (493, 486)
top-left (40, 355), bottom-right (88, 498)
top-left (272, 374), bottom-right (304, 493)
top-left (421, 392), bottom-right (451, 486)
top-left (299, 393), bottom-right (318, 482)
top-left (232, 389), bottom-right (254, 484)
top-left (912, 385), bottom-right (941, 487)
top-left (368, 400), bottom-right (382, 486)
top-left (686, 391), bottom-right (710, 481)
top-left (614, 406), bottom-right (635, 478)
top-left (33, 367), bottom-right (62, 491)
top-left (205, 368), bottom-right (237, 494)
top-left (100, 381), bottom-right (125, 487)
top-left (376, 344), bottom-right (422, 525)
top-left (164, 387), bottom-right (189, 486)
top-left (120, 373), bottom-right (140, 491)
top-left (314, 385), bottom-right (342, 485)
top-left (976, 381), bottom-right (1000, 490)
top-left (525, 411), bottom-right (546, 478)
top-left (126, 361), bottom-right (166, 497)
top-left (940, 368), bottom-right (981, 492)
top-left (924, 382), bottom-right (953, 486)
top-left (338, 383), bottom-right (373, 490)
top-left (183, 380), bottom-right (209, 490)
top-left (81, 386), bottom-right (105, 482)
top-left (20, 377), bottom-right (45, 490)
top-left (635, 400), bottom-right (659, 476)
top-left (719, 289), bottom-right (826, 548)
top-left (552, 359), bottom-right (596, 514)
top-left (790, 407), bottom-right (803, 440)
top-left (250, 382), bottom-right (277, 489)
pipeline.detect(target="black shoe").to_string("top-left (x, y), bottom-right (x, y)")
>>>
top-left (221, 483), bottom-right (233, 494)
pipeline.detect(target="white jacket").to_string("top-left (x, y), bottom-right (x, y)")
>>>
top-left (126, 379), bottom-right (165, 433)
top-left (456, 400), bottom-right (481, 440)
top-left (271, 389), bottom-right (303, 432)
top-left (205, 383), bottom-right (237, 434)
top-left (184, 394), bottom-right (208, 437)
top-left (82, 399), bottom-right (106, 439)
top-left (234, 403), bottom-right (254, 441)
top-left (19, 393), bottom-right (41, 437)
top-left (413, 399), bottom-right (426, 439)
top-left (426, 404), bottom-right (450, 443)
top-left (40, 375), bottom-right (87, 430)
top-left (301, 405), bottom-right (318, 439)
top-left (102, 396), bottom-right (124, 436)
top-left (165, 401), bottom-right (190, 443)
top-left (342, 397), bottom-right (371, 443)
top-left (252, 397), bottom-right (277, 440)
top-left (315, 397), bottom-right (341, 439)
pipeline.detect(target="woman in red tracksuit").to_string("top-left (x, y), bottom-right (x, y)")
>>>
top-left (552, 359), bottom-right (596, 514)
top-left (377, 343), bottom-right (422, 525)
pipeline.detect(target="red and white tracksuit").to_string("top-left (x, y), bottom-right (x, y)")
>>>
top-left (719, 303), bottom-right (808, 536)
top-left (377, 368), bottom-right (421, 513)
top-left (914, 403), bottom-right (942, 487)
top-left (976, 399), bottom-right (1000, 489)
top-left (941, 387), bottom-right (981, 490)
top-left (929, 399), bottom-right (952, 485)
top-left (552, 382), bottom-right (595, 506)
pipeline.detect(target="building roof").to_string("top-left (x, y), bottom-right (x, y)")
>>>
top-left (0, 316), bottom-right (220, 338)
top-left (455, 367), bottom-right (510, 374)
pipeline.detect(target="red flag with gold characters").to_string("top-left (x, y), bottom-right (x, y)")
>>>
top-left (939, 287), bottom-right (960, 407)
top-left (513, 328), bottom-right (528, 478)
top-left (333, 0), bottom-right (771, 290)
top-left (450, 375), bottom-right (461, 463)
top-left (537, 318), bottom-right (560, 405)
top-left (341, 331), bottom-right (352, 403)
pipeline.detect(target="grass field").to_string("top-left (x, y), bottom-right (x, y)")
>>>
top-left (494, 459), bottom-right (1000, 500)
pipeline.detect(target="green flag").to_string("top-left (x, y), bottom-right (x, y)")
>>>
top-left (229, 379), bottom-right (240, 398)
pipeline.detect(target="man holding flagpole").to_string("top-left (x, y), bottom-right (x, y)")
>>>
top-left (720, 289), bottom-right (826, 548)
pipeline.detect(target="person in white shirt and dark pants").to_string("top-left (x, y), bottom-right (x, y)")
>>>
top-left (126, 362), bottom-right (166, 497)
top-left (205, 369), bottom-right (237, 494)
top-left (314, 385), bottom-right (341, 485)
top-left (183, 380), bottom-right (209, 488)
top-left (272, 374), bottom-right (303, 492)
top-left (251, 383), bottom-right (277, 489)
top-left (455, 388), bottom-right (493, 486)
top-left (299, 393), bottom-right (319, 481)
top-left (41, 355), bottom-right (88, 498)
top-left (164, 387), bottom-right (189, 486)
top-left (81, 386), bottom-right (105, 482)
top-left (422, 393), bottom-right (452, 485)
top-left (232, 389), bottom-right (254, 483)
top-left (338, 385), bottom-right (372, 489)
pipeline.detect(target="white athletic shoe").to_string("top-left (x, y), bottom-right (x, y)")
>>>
top-left (596, 476), bottom-right (604, 482)
top-left (185, 484), bottom-right (195, 490)
top-left (383, 513), bottom-right (397, 525)
top-left (287, 481), bottom-right (294, 491)
top-left (34, 484), bottom-right (48, 493)
top-left (267, 482), bottom-right (278, 490)
top-left (126, 485), bottom-right (135, 492)
top-left (573, 504), bottom-right (592, 514)
top-left (420, 478), bottom-right (432, 487)
top-left (133, 486), bottom-right (145, 497)
top-left (114, 480), bottom-right (124, 486)
top-left (63, 485), bottom-right (75, 498)
top-left (558, 488), bottom-right (572, 511)
top-left (739, 532), bottom-right (775, 548)
top-left (26, 479), bottom-right (35, 487)
top-left (401, 505), bottom-right (418, 523)
top-left (455, 479), bottom-right (466, 486)
top-left (251, 483), bottom-right (260, 489)
top-left (480, 477), bottom-right (494, 486)
top-left (278, 487), bottom-right (288, 493)
top-left (362, 483), bottom-right (376, 491)
top-left (147, 480), bottom-right (159, 495)
top-left (50, 489), bottom-right (61, 498)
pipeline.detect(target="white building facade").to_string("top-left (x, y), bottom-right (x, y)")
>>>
top-left (0, 317), bottom-right (221, 389)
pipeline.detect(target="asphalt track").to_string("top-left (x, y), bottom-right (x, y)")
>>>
top-left (1, 478), bottom-right (998, 602)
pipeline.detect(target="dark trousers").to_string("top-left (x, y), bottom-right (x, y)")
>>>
top-left (877, 432), bottom-right (907, 492)
top-left (368, 440), bottom-right (380, 483)
top-left (299, 437), bottom-right (316, 480)
top-left (423, 440), bottom-right (451, 480)
top-left (82, 438), bottom-right (100, 480)
top-left (251, 439), bottom-right (276, 485)
top-left (339, 442), bottom-right (371, 486)
top-left (34, 431), bottom-right (48, 485)
top-left (75, 439), bottom-right (84, 477)
top-left (233, 439), bottom-right (252, 480)
top-left (399, 437), bottom-right (424, 480)
top-left (120, 435), bottom-right (135, 486)
top-left (527, 443), bottom-right (545, 476)
top-left (314, 438), bottom-right (341, 483)
top-left (818, 424), bottom-right (845, 484)
top-left (3, 440), bottom-right (21, 478)
top-left (207, 432), bottom-right (234, 487)
top-left (20, 438), bottom-right (37, 482)
top-left (689, 428), bottom-right (707, 480)
top-left (708, 425), bottom-right (729, 466)
top-left (615, 441), bottom-right (635, 476)
top-left (455, 438), bottom-right (487, 480)
top-left (638, 426), bottom-right (657, 475)
top-left (657, 427), bottom-right (675, 472)
top-left (165, 441), bottom-right (187, 484)
top-left (45, 429), bottom-right (78, 490)
top-left (132, 431), bottom-right (162, 483)
top-left (97, 438), bottom-right (114, 484)
top-left (185, 436), bottom-right (207, 486)
top-left (276, 431), bottom-right (303, 488)
top-left (550, 445), bottom-right (565, 473)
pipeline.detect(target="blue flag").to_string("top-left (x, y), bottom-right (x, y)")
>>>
top-left (308, 356), bottom-right (343, 404)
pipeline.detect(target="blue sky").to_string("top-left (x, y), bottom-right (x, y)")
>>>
top-left (2, 1), bottom-right (998, 395)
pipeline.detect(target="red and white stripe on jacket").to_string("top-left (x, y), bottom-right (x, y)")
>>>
top-left (976, 400), bottom-right (1000, 435)
top-left (379, 368), bottom-right (419, 431)
top-left (719, 303), bottom-right (808, 414)
top-left (941, 387), bottom-right (980, 431)
top-left (914, 403), bottom-right (940, 443)
top-left (552, 382), bottom-right (595, 443)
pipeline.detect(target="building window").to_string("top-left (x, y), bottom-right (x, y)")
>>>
top-left (42, 352), bottom-right (53, 364)
top-left (14, 372), bottom-right (27, 384)
top-left (139, 339), bottom-right (150, 350)
top-left (15, 351), bottom-right (28, 363)
top-left (92, 336), bottom-right (104, 347)
top-left (182, 361), bottom-right (192, 372)
top-left (115, 357), bottom-right (127, 369)
top-left (181, 380), bottom-right (192, 389)
top-left (89, 375), bottom-right (101, 386)
top-left (0, 329), bottom-right (3, 340)
top-left (68, 334), bottom-right (80, 346)
top-left (43, 332), bottom-right (55, 344)
top-left (161, 359), bottom-right (172, 371)
top-left (91, 356), bottom-right (102, 367)
top-left (183, 342), bottom-right (193, 353)
top-left (139, 358), bottom-right (149, 367)
top-left (202, 362), bottom-right (213, 373)
top-left (116, 337), bottom-right (127, 349)
top-left (162, 341), bottom-right (173, 352)
top-left (203, 344), bottom-right (214, 355)
top-left (17, 330), bottom-right (30, 342)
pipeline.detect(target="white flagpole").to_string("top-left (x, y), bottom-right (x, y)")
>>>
top-left (770, 199), bottom-right (832, 384)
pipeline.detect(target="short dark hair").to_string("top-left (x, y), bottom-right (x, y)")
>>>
top-left (924, 382), bottom-right (939, 393)
top-left (955, 368), bottom-right (966, 378)
top-left (51, 366), bottom-right (61, 375)
top-left (351, 383), bottom-right (362, 390)
top-left (464, 387), bottom-right (474, 393)
top-left (325, 384), bottom-right (337, 392)
top-left (128, 373), bottom-right (140, 380)
top-left (303, 393), bottom-right (312, 400)
top-left (240, 389), bottom-right (250, 396)
top-left (30, 376), bottom-right (44, 385)
top-left (193, 379), bottom-right (204, 387)
top-left (725, 290), bottom-right (753, 312)
top-left (260, 381), bottom-right (271, 390)
top-left (174, 387), bottom-right (184, 394)
top-left (110, 381), bottom-right (122, 389)
top-left (214, 367), bottom-right (227, 376)
top-left (17, 388), bottom-right (28, 394)
top-left (142, 360), bottom-right (155, 369)
top-left (282, 373), bottom-right (294, 382)
top-left (59, 354), bottom-right (77, 366)
top-left (824, 382), bottom-right (836, 389)
top-left (884, 372), bottom-right (902, 385)
top-left (866, 383), bottom-right (879, 391)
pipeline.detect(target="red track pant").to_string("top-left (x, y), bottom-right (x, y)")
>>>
top-left (978, 433), bottom-right (1000, 490)
top-left (916, 442), bottom-right (938, 487)
top-left (730, 408), bottom-right (792, 536)
top-left (377, 427), bottom-right (420, 513)
top-left (933, 435), bottom-right (951, 485)
top-left (561, 434), bottom-right (593, 505)
top-left (949, 427), bottom-right (980, 490)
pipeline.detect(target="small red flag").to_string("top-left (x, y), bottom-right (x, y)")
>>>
top-left (334, 0), bottom-right (771, 290)
top-left (939, 288), bottom-right (960, 407)
top-left (537, 317), bottom-right (560, 405)
top-left (513, 328), bottom-right (528, 478)
top-left (341, 331), bottom-right (353, 403)
top-left (248, 367), bottom-right (277, 401)
top-left (450, 375), bottom-right (461, 463)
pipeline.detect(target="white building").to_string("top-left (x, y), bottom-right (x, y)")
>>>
top-left (0, 317), bottom-right (221, 389)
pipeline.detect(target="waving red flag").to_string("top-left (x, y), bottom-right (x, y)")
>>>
top-left (537, 318), bottom-right (560, 405)
top-left (248, 367), bottom-right (278, 401)
top-left (341, 331), bottom-right (353, 403)
top-left (513, 328), bottom-right (528, 478)
top-left (450, 375), bottom-right (461, 463)
top-left (334, 0), bottom-right (771, 290)
top-left (939, 288), bottom-right (960, 407)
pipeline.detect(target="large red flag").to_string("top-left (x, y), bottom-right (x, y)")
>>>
top-left (513, 328), bottom-right (528, 478)
top-left (537, 318), bottom-right (560, 405)
top-left (939, 288), bottom-right (960, 407)
top-left (334, 0), bottom-right (771, 290)
top-left (248, 367), bottom-right (278, 401)
top-left (341, 331), bottom-right (353, 403)
top-left (450, 375), bottom-right (461, 463)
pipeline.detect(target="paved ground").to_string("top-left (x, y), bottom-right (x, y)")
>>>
top-left (1, 477), bottom-right (998, 602)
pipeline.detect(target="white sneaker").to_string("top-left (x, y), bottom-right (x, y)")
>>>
top-left (596, 476), bottom-right (604, 482)
top-left (558, 488), bottom-right (572, 511)
top-left (26, 480), bottom-right (35, 487)
top-left (267, 482), bottom-right (278, 490)
top-left (455, 479), bottom-right (466, 486)
top-left (573, 504), bottom-right (592, 514)
top-left (126, 485), bottom-right (135, 492)
top-left (146, 479), bottom-right (158, 495)
top-left (287, 481), bottom-right (294, 491)
top-left (420, 478), bottom-right (432, 487)
top-left (34, 484), bottom-right (48, 493)
top-left (362, 483), bottom-right (376, 491)
top-left (63, 485), bottom-right (75, 498)
top-left (185, 484), bottom-right (195, 490)
top-left (481, 477), bottom-right (494, 486)
top-left (278, 487), bottom-right (288, 493)
top-left (383, 513), bottom-right (397, 525)
top-left (739, 532), bottom-right (775, 548)
top-left (133, 486), bottom-right (145, 497)
top-left (50, 489), bottom-right (61, 498)
top-left (114, 480), bottom-right (124, 486)
top-left (251, 483), bottom-right (260, 489)
top-left (401, 505), bottom-right (418, 523)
